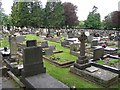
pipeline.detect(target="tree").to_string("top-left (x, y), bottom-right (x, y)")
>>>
top-left (29, 0), bottom-right (43, 28)
top-left (111, 11), bottom-right (120, 30)
top-left (63, 2), bottom-right (79, 28)
top-left (0, 1), bottom-right (9, 26)
top-left (84, 6), bottom-right (101, 29)
top-left (103, 11), bottom-right (120, 30)
top-left (84, 12), bottom-right (101, 29)
top-left (44, 0), bottom-right (65, 29)
top-left (11, 0), bottom-right (44, 28)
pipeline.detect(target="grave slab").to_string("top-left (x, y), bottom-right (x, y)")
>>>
top-left (22, 73), bottom-right (69, 89)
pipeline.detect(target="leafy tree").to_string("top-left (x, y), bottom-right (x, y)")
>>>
top-left (63, 2), bottom-right (79, 28)
top-left (44, 0), bottom-right (64, 29)
top-left (111, 11), bottom-right (120, 30)
top-left (104, 11), bottom-right (120, 30)
top-left (11, 0), bottom-right (43, 28)
top-left (0, 1), bottom-right (9, 26)
top-left (84, 12), bottom-right (101, 29)
top-left (28, 0), bottom-right (43, 28)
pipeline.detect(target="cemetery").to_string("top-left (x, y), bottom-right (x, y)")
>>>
top-left (0, 0), bottom-right (120, 89)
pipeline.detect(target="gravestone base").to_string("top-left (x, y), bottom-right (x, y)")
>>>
top-left (21, 67), bottom-right (46, 78)
top-left (70, 65), bottom-right (119, 87)
top-left (74, 63), bottom-right (91, 70)
top-left (21, 73), bottom-right (70, 89)
top-left (77, 56), bottom-right (89, 64)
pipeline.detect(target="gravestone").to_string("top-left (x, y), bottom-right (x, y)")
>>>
top-left (9, 35), bottom-right (17, 59)
top-left (93, 48), bottom-right (104, 60)
top-left (26, 40), bottom-right (37, 47)
top-left (45, 49), bottom-right (53, 55)
top-left (67, 31), bottom-right (74, 38)
top-left (22, 46), bottom-right (46, 77)
top-left (87, 35), bottom-right (93, 43)
top-left (21, 46), bottom-right (69, 89)
top-left (41, 41), bottom-right (48, 48)
top-left (91, 40), bottom-right (98, 47)
top-left (49, 45), bottom-right (55, 51)
top-left (16, 35), bottom-right (25, 43)
top-left (74, 32), bottom-right (90, 69)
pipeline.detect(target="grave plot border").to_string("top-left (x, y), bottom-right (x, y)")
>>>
top-left (43, 56), bottom-right (74, 68)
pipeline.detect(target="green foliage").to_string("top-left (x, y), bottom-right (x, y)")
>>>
top-left (104, 11), bottom-right (120, 30)
top-left (44, 1), bottom-right (65, 28)
top-left (11, 1), bottom-right (43, 28)
top-left (84, 12), bottom-right (101, 29)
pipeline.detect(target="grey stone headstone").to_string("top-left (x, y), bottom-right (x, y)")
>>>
top-left (9, 35), bottom-right (17, 58)
top-left (87, 35), bottom-right (93, 43)
top-left (49, 45), bottom-right (55, 51)
top-left (41, 41), bottom-right (48, 48)
top-left (22, 46), bottom-right (46, 77)
top-left (45, 49), bottom-right (53, 55)
top-left (91, 40), bottom-right (98, 47)
top-left (93, 48), bottom-right (104, 60)
top-left (26, 40), bottom-right (37, 47)
top-left (16, 35), bottom-right (25, 43)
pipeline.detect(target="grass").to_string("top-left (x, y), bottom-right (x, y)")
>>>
top-left (25, 34), bottom-right (44, 42)
top-left (48, 41), bottom-right (77, 61)
top-left (96, 60), bottom-right (105, 65)
top-left (1, 34), bottom-right (119, 89)
top-left (44, 61), bottom-right (101, 88)
top-left (0, 38), bottom-right (9, 48)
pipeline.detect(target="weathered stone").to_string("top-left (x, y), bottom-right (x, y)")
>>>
top-left (93, 48), bottom-right (104, 60)
top-left (22, 46), bottom-right (46, 77)
top-left (41, 41), bottom-right (48, 48)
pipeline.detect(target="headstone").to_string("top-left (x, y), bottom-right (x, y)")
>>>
top-left (75, 32), bottom-right (89, 67)
top-left (49, 45), bottom-right (55, 51)
top-left (45, 49), bottom-right (53, 55)
top-left (91, 40), bottom-right (98, 47)
top-left (9, 35), bottom-right (17, 59)
top-left (26, 40), bottom-right (37, 47)
top-left (87, 35), bottom-right (93, 43)
top-left (93, 48), bottom-right (104, 60)
top-left (41, 41), bottom-right (48, 48)
top-left (16, 35), bottom-right (25, 43)
top-left (22, 46), bottom-right (46, 77)
top-left (67, 31), bottom-right (74, 38)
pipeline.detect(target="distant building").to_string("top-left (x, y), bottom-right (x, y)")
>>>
top-left (118, 1), bottom-right (120, 11)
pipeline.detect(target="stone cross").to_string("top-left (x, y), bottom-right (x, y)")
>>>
top-left (78, 32), bottom-right (87, 57)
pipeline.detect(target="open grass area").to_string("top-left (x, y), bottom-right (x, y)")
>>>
top-left (25, 34), bottom-right (44, 42)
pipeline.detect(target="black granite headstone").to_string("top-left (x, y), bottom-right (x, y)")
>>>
top-left (26, 40), bottom-right (37, 47)
top-left (22, 46), bottom-right (46, 77)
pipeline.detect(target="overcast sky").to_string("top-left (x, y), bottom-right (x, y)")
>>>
top-left (1, 0), bottom-right (120, 20)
